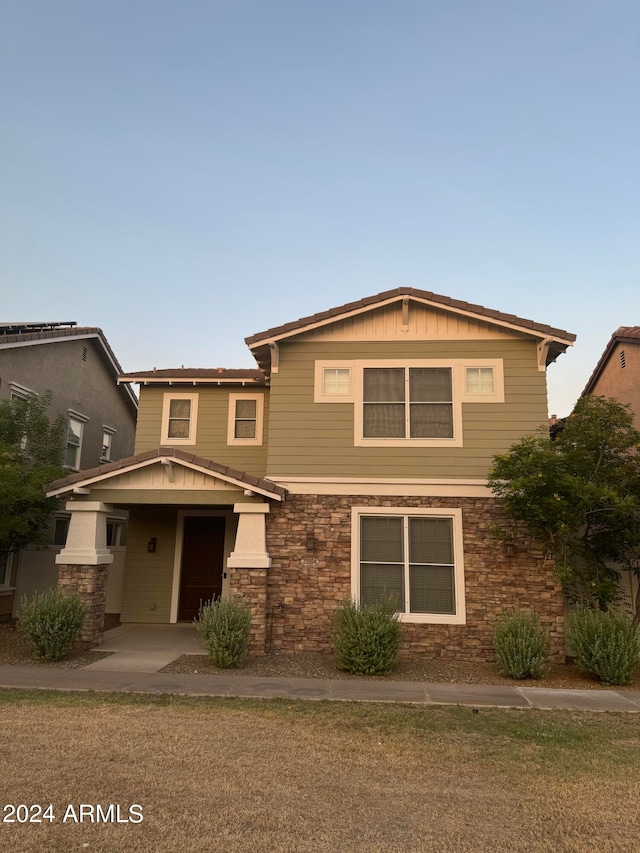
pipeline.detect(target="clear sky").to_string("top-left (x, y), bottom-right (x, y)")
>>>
top-left (2, 1), bottom-right (638, 417)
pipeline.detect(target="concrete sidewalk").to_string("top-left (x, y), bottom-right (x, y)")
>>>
top-left (0, 664), bottom-right (639, 712)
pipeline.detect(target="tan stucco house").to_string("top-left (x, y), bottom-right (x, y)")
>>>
top-left (46, 289), bottom-right (576, 660)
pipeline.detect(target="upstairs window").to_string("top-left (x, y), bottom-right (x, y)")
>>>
top-left (362, 367), bottom-right (453, 439)
top-left (65, 412), bottom-right (87, 469)
top-left (101, 426), bottom-right (115, 461)
top-left (227, 394), bottom-right (264, 446)
top-left (161, 393), bottom-right (198, 445)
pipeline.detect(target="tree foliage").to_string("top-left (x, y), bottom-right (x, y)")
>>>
top-left (488, 396), bottom-right (640, 614)
top-left (0, 392), bottom-right (66, 564)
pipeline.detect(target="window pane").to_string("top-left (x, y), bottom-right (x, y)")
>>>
top-left (53, 518), bottom-right (70, 548)
top-left (169, 399), bottom-right (191, 419)
top-left (65, 444), bottom-right (78, 467)
top-left (323, 368), bottom-right (350, 395)
top-left (466, 367), bottom-right (494, 394)
top-left (168, 418), bottom-right (190, 438)
top-left (68, 419), bottom-right (82, 444)
top-left (361, 564), bottom-right (404, 610)
top-left (360, 516), bottom-right (403, 562)
top-left (363, 368), bottom-right (404, 402)
top-left (235, 399), bottom-right (256, 419)
top-left (363, 403), bottom-right (405, 437)
top-left (235, 420), bottom-right (257, 439)
top-left (409, 368), bottom-right (452, 402)
top-left (409, 517), bottom-right (453, 564)
top-left (409, 564), bottom-right (455, 614)
top-left (410, 403), bottom-right (453, 438)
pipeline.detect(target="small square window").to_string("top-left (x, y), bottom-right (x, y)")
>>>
top-left (465, 367), bottom-right (495, 395)
top-left (323, 368), bottom-right (351, 396)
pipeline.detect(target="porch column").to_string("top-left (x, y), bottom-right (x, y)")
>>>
top-left (227, 503), bottom-right (270, 655)
top-left (55, 501), bottom-right (114, 649)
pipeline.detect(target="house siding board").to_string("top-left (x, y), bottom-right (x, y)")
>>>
top-left (121, 507), bottom-right (177, 623)
top-left (265, 339), bottom-right (547, 478)
top-left (264, 494), bottom-right (564, 660)
top-left (134, 385), bottom-right (269, 475)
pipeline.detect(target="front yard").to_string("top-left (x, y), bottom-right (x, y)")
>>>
top-left (1, 690), bottom-right (639, 852)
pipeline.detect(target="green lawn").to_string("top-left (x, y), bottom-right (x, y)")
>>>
top-left (1, 690), bottom-right (639, 852)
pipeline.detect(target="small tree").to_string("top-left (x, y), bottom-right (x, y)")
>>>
top-left (0, 393), bottom-right (66, 575)
top-left (489, 396), bottom-right (640, 615)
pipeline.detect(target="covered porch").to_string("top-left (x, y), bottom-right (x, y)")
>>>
top-left (45, 448), bottom-right (286, 652)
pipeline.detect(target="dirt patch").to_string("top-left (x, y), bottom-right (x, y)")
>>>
top-left (0, 624), bottom-right (111, 669)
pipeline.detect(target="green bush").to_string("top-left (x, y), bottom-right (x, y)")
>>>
top-left (18, 588), bottom-right (85, 661)
top-left (195, 597), bottom-right (252, 668)
top-left (567, 607), bottom-right (640, 686)
top-left (492, 609), bottom-right (549, 679)
top-left (333, 597), bottom-right (402, 676)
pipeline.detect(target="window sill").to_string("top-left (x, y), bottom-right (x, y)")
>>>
top-left (398, 613), bottom-right (466, 625)
top-left (0, 587), bottom-right (16, 596)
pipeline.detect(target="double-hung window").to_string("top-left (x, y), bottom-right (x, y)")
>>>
top-left (65, 412), bottom-right (88, 469)
top-left (353, 507), bottom-right (465, 624)
top-left (362, 367), bottom-right (453, 439)
top-left (161, 393), bottom-right (198, 445)
top-left (227, 394), bottom-right (264, 445)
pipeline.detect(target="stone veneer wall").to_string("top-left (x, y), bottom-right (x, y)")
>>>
top-left (264, 494), bottom-right (564, 662)
top-left (57, 563), bottom-right (109, 649)
top-left (227, 566), bottom-right (268, 654)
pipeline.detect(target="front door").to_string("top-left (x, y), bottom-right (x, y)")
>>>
top-left (178, 516), bottom-right (226, 621)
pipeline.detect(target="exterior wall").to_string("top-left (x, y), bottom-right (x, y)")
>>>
top-left (121, 507), bottom-right (178, 623)
top-left (266, 338), bottom-right (548, 479)
top-left (589, 341), bottom-right (640, 425)
top-left (134, 385), bottom-right (269, 475)
top-left (0, 337), bottom-right (136, 467)
top-left (264, 494), bottom-right (564, 661)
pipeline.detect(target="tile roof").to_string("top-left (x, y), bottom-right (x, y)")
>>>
top-left (119, 368), bottom-right (266, 384)
top-left (244, 287), bottom-right (577, 346)
top-left (45, 447), bottom-right (286, 500)
top-left (582, 327), bottom-right (640, 395)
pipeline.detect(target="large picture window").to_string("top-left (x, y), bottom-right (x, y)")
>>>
top-left (352, 507), bottom-right (465, 624)
top-left (363, 367), bottom-right (453, 439)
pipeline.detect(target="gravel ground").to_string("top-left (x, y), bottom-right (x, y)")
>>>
top-left (0, 624), bottom-right (111, 669)
top-left (160, 649), bottom-right (640, 690)
top-left (3, 621), bottom-right (639, 690)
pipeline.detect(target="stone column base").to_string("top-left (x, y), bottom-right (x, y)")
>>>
top-left (228, 567), bottom-right (267, 655)
top-left (57, 563), bottom-right (109, 650)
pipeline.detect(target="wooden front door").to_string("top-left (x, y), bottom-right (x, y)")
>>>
top-left (178, 516), bottom-right (226, 622)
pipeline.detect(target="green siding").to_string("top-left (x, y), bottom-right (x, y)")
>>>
top-left (121, 507), bottom-right (177, 623)
top-left (265, 339), bottom-right (548, 478)
top-left (134, 386), bottom-right (269, 476)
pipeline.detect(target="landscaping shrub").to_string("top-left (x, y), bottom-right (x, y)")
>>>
top-left (18, 588), bottom-right (85, 661)
top-left (492, 609), bottom-right (549, 680)
top-left (333, 597), bottom-right (402, 676)
top-left (195, 597), bottom-right (252, 668)
top-left (567, 607), bottom-right (640, 686)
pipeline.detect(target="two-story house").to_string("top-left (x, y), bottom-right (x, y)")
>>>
top-left (46, 289), bottom-right (575, 659)
top-left (0, 322), bottom-right (137, 620)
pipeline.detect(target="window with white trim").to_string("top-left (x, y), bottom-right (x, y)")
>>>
top-left (227, 393), bottom-right (264, 445)
top-left (161, 393), bottom-right (199, 445)
top-left (363, 367), bottom-right (453, 439)
top-left (465, 367), bottom-right (495, 396)
top-left (65, 413), bottom-right (86, 469)
top-left (352, 507), bottom-right (466, 624)
top-left (314, 361), bottom-right (355, 402)
top-left (101, 426), bottom-right (116, 461)
top-left (0, 553), bottom-right (14, 588)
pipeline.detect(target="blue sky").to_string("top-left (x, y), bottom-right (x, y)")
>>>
top-left (2, 0), bottom-right (638, 416)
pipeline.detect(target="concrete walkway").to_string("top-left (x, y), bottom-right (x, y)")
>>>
top-left (83, 624), bottom-right (205, 673)
top-left (0, 664), bottom-right (639, 712)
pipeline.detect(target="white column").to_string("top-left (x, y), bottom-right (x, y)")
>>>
top-left (55, 501), bottom-right (114, 566)
top-left (227, 503), bottom-right (271, 569)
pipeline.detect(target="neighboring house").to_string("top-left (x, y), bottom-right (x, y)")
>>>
top-left (582, 327), bottom-right (640, 422)
top-left (0, 322), bottom-right (138, 620)
top-left (581, 326), bottom-right (640, 615)
top-left (46, 289), bottom-right (575, 659)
